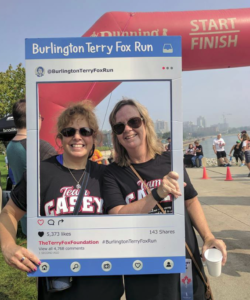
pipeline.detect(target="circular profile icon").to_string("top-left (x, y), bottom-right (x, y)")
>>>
top-left (163, 259), bottom-right (174, 270)
top-left (35, 66), bottom-right (45, 77)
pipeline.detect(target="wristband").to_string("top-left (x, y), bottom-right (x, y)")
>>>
top-left (151, 188), bottom-right (164, 202)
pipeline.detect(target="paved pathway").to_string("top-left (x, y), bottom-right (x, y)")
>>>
top-left (121, 165), bottom-right (250, 299)
top-left (187, 165), bottom-right (250, 300)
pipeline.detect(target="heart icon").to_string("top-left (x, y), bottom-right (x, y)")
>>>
top-left (38, 219), bottom-right (44, 226)
top-left (135, 263), bottom-right (141, 268)
top-left (38, 232), bottom-right (44, 237)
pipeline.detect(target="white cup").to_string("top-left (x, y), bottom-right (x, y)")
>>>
top-left (204, 248), bottom-right (223, 277)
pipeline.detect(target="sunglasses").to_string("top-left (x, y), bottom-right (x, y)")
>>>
top-left (61, 127), bottom-right (94, 137)
top-left (113, 117), bottom-right (143, 135)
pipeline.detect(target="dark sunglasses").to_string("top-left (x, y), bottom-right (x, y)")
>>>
top-left (113, 117), bottom-right (143, 135)
top-left (61, 127), bottom-right (94, 137)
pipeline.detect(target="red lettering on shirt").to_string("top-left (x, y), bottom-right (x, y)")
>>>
top-left (43, 187), bottom-right (103, 216)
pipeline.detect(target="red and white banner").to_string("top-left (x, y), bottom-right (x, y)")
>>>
top-left (39, 9), bottom-right (250, 146)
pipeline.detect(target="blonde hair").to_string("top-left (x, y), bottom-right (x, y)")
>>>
top-left (109, 99), bottom-right (163, 167)
top-left (242, 133), bottom-right (250, 141)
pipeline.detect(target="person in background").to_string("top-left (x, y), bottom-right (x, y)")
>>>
top-left (242, 133), bottom-right (250, 177)
top-left (237, 130), bottom-right (247, 142)
top-left (6, 99), bottom-right (57, 235)
top-left (229, 141), bottom-right (245, 167)
top-left (103, 99), bottom-right (227, 300)
top-left (238, 130), bottom-right (247, 156)
top-left (91, 147), bottom-right (103, 164)
top-left (165, 137), bottom-right (171, 151)
top-left (0, 101), bottom-right (124, 300)
top-left (184, 143), bottom-right (196, 167)
top-left (192, 140), bottom-right (203, 167)
top-left (212, 133), bottom-right (231, 167)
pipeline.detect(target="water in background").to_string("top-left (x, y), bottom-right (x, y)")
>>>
top-left (193, 135), bottom-right (240, 158)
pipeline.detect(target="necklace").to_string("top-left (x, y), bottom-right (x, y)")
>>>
top-left (67, 168), bottom-right (85, 189)
top-left (16, 133), bottom-right (27, 136)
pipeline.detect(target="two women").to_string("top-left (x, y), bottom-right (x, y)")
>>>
top-left (0, 102), bottom-right (123, 300)
top-left (0, 99), bottom-right (227, 300)
top-left (103, 99), bottom-right (227, 300)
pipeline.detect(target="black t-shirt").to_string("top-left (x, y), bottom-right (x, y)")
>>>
top-left (103, 151), bottom-right (197, 214)
top-left (102, 151), bottom-right (207, 300)
top-left (233, 144), bottom-right (242, 155)
top-left (12, 156), bottom-right (106, 215)
top-left (11, 156), bottom-right (124, 300)
top-left (195, 145), bottom-right (203, 156)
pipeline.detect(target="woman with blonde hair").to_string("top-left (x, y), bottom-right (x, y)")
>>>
top-left (0, 101), bottom-right (123, 300)
top-left (103, 99), bottom-right (227, 300)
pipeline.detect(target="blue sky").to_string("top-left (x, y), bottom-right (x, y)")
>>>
top-left (0, 0), bottom-right (249, 129)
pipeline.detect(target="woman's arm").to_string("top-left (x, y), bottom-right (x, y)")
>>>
top-left (185, 196), bottom-right (227, 265)
top-left (229, 145), bottom-right (235, 155)
top-left (109, 172), bottom-right (182, 214)
top-left (0, 199), bottom-right (41, 272)
top-left (237, 133), bottom-right (243, 141)
top-left (94, 157), bottom-right (103, 163)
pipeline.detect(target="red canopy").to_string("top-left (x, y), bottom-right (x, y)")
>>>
top-left (39, 8), bottom-right (250, 148)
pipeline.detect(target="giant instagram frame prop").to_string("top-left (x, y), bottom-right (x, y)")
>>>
top-left (25, 36), bottom-right (184, 277)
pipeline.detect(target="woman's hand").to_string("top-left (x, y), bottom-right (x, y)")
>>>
top-left (202, 237), bottom-right (227, 266)
top-left (157, 171), bottom-right (185, 199)
top-left (2, 243), bottom-right (41, 273)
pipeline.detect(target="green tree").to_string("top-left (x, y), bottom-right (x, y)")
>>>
top-left (0, 64), bottom-right (26, 118)
top-left (157, 132), bottom-right (163, 139)
top-left (162, 131), bottom-right (171, 139)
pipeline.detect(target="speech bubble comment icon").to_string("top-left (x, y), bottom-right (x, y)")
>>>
top-left (48, 219), bottom-right (55, 225)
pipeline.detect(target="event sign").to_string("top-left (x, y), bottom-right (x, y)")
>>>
top-left (25, 36), bottom-right (184, 276)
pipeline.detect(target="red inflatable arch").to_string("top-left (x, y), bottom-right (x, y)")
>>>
top-left (39, 8), bottom-right (250, 147)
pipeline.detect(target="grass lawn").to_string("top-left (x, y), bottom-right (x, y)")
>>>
top-left (0, 155), bottom-right (8, 189)
top-left (0, 155), bottom-right (37, 299)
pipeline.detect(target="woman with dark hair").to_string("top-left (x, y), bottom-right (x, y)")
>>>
top-left (103, 99), bottom-right (227, 300)
top-left (229, 141), bottom-right (245, 166)
top-left (0, 101), bottom-right (124, 300)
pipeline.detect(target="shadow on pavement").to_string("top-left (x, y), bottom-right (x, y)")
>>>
top-left (215, 178), bottom-right (250, 182)
top-left (199, 196), bottom-right (250, 206)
